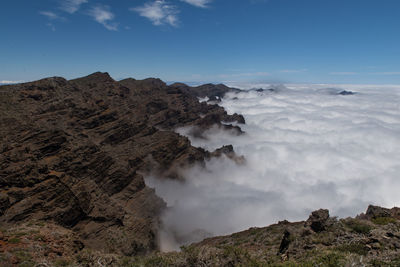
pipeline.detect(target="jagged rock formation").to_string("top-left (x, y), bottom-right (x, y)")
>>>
top-left (0, 72), bottom-right (244, 255)
top-left (170, 82), bottom-right (241, 99)
top-left (339, 90), bottom-right (355, 95)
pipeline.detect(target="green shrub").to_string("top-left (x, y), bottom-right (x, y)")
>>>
top-left (13, 250), bottom-right (33, 266)
top-left (314, 253), bottom-right (344, 267)
top-left (14, 232), bottom-right (27, 237)
top-left (344, 219), bottom-right (372, 234)
top-left (54, 259), bottom-right (71, 267)
top-left (335, 243), bottom-right (368, 256)
top-left (372, 217), bottom-right (397, 225)
top-left (8, 237), bottom-right (21, 244)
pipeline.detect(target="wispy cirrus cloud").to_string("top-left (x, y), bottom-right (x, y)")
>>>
top-left (329, 72), bottom-right (358, 75)
top-left (39, 11), bottom-right (64, 20)
top-left (60, 0), bottom-right (88, 14)
top-left (39, 11), bottom-right (65, 31)
top-left (280, 69), bottom-right (308, 73)
top-left (88, 5), bottom-right (118, 31)
top-left (0, 80), bottom-right (22, 84)
top-left (372, 72), bottom-right (400, 75)
top-left (219, 72), bottom-right (270, 78)
top-left (181, 0), bottom-right (212, 8)
top-left (131, 0), bottom-right (179, 27)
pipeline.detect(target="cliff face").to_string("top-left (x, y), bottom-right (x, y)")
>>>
top-left (0, 72), bottom-right (244, 255)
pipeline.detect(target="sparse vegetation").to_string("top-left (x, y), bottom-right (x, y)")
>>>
top-left (335, 243), bottom-right (369, 256)
top-left (372, 217), bottom-right (397, 225)
top-left (9, 237), bottom-right (21, 244)
top-left (344, 218), bottom-right (373, 234)
top-left (54, 258), bottom-right (71, 266)
top-left (2, 209), bottom-right (400, 266)
top-left (314, 252), bottom-right (344, 267)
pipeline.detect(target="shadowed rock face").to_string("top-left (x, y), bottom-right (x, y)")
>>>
top-left (0, 72), bottom-right (244, 255)
top-left (169, 82), bottom-right (241, 99)
top-left (306, 209), bottom-right (330, 232)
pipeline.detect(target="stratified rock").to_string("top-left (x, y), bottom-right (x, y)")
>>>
top-left (0, 72), bottom-right (245, 255)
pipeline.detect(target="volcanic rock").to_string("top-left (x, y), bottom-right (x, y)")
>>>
top-left (306, 209), bottom-right (330, 232)
top-left (339, 90), bottom-right (355, 95)
top-left (366, 205), bottom-right (391, 218)
top-left (278, 229), bottom-right (291, 255)
top-left (170, 82), bottom-right (241, 99)
top-left (0, 72), bottom-right (245, 255)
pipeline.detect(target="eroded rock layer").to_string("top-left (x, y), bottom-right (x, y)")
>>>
top-left (0, 72), bottom-right (244, 255)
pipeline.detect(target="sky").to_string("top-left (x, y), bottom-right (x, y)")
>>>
top-left (1, 0), bottom-right (400, 84)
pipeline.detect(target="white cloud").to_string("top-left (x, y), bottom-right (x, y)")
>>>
top-left (280, 69), bottom-right (308, 73)
top-left (131, 0), bottom-right (179, 27)
top-left (181, 0), bottom-right (212, 8)
top-left (88, 5), bottom-right (118, 31)
top-left (147, 84), bottom-right (400, 250)
top-left (60, 0), bottom-right (88, 14)
top-left (0, 80), bottom-right (22, 84)
top-left (218, 72), bottom-right (270, 78)
top-left (39, 11), bottom-right (63, 20)
top-left (39, 11), bottom-right (65, 31)
top-left (329, 72), bottom-right (358, 75)
top-left (372, 72), bottom-right (400, 75)
top-left (47, 23), bottom-right (56, 31)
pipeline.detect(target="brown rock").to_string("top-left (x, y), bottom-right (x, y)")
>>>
top-left (0, 72), bottom-right (245, 255)
top-left (366, 205), bottom-right (391, 218)
top-left (306, 209), bottom-right (330, 232)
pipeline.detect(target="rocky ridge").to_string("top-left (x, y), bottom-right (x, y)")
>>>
top-left (0, 72), bottom-right (244, 256)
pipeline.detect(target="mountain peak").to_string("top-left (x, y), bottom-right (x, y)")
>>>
top-left (70, 72), bottom-right (114, 84)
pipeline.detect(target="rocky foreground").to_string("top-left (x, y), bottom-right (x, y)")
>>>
top-left (1, 205), bottom-right (400, 266)
top-left (1, 73), bottom-right (399, 266)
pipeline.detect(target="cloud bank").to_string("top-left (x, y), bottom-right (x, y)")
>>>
top-left (146, 84), bottom-right (400, 251)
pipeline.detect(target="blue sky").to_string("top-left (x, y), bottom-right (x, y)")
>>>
top-left (1, 0), bottom-right (400, 84)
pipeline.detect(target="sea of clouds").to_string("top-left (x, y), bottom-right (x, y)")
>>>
top-left (146, 83), bottom-right (400, 251)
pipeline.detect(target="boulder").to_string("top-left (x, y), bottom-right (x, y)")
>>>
top-left (306, 209), bottom-right (330, 232)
